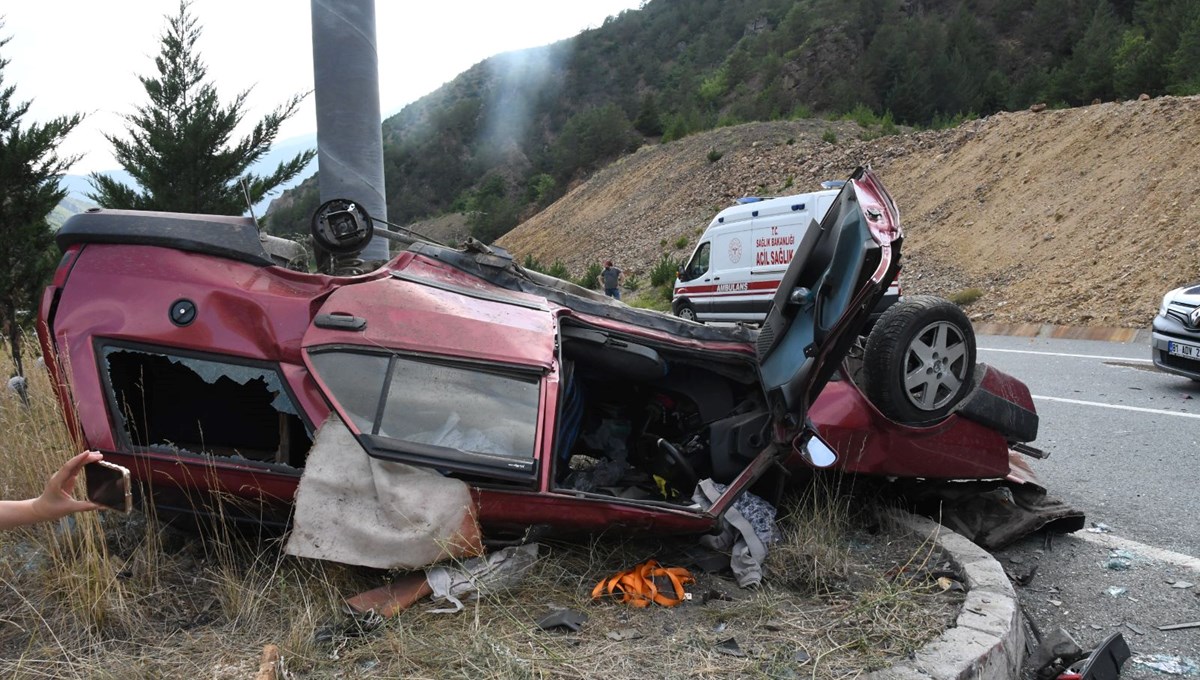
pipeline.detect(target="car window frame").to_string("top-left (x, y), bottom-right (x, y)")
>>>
top-left (305, 345), bottom-right (547, 485)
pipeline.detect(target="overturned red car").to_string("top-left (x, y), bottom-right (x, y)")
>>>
top-left (38, 168), bottom-right (1079, 568)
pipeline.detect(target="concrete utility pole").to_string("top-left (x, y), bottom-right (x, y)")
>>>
top-left (310, 0), bottom-right (389, 262)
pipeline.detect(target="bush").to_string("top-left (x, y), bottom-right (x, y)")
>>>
top-left (706, 148), bottom-right (724, 163)
top-left (545, 260), bottom-right (570, 279)
top-left (789, 104), bottom-right (814, 120)
top-left (673, 235), bottom-right (689, 249)
top-left (821, 129), bottom-right (838, 144)
top-left (624, 274), bottom-right (642, 292)
top-left (949, 287), bottom-right (984, 306)
top-left (842, 103), bottom-right (881, 128)
top-left (649, 254), bottom-right (679, 288)
top-left (576, 262), bottom-right (603, 290)
top-left (522, 254), bottom-right (543, 272)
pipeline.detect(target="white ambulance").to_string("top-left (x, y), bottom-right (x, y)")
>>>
top-left (672, 186), bottom-right (900, 324)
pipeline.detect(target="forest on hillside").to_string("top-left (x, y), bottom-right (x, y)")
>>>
top-left (266, 0), bottom-right (1200, 245)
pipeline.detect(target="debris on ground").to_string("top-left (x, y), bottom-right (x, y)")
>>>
top-left (937, 576), bottom-right (965, 592)
top-left (1008, 563), bottom-right (1038, 586)
top-left (591, 559), bottom-right (695, 608)
top-left (714, 638), bottom-right (746, 658)
top-left (1065, 632), bottom-right (1130, 680)
top-left (1106, 587), bottom-right (1128, 598)
top-left (1132, 654), bottom-right (1200, 675)
top-left (426, 544), bottom-right (540, 613)
top-left (1024, 627), bottom-right (1084, 679)
top-left (1157, 621), bottom-right (1200, 632)
top-left (605, 629), bottom-right (644, 642)
top-left (535, 608), bottom-right (588, 633)
top-left (1170, 580), bottom-right (1194, 589)
top-left (254, 644), bottom-right (284, 680)
top-left (693, 481), bottom-right (777, 588)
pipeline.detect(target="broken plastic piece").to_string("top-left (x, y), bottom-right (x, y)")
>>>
top-left (714, 638), bottom-right (746, 658)
top-left (1026, 628), bottom-right (1084, 680)
top-left (1106, 587), bottom-right (1127, 598)
top-left (536, 608), bottom-right (588, 632)
top-left (1064, 632), bottom-right (1130, 680)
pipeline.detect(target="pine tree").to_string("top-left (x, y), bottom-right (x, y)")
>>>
top-left (88, 2), bottom-right (314, 214)
top-left (0, 25), bottom-right (81, 377)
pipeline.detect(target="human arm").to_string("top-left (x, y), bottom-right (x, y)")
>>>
top-left (0, 450), bottom-right (103, 530)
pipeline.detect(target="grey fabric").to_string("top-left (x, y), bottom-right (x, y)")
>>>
top-left (285, 415), bottom-right (476, 569)
top-left (426, 544), bottom-right (540, 613)
top-left (693, 479), bottom-right (776, 588)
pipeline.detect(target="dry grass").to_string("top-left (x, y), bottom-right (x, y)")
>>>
top-left (0, 337), bottom-right (958, 679)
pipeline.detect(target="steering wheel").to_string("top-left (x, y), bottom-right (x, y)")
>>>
top-left (656, 438), bottom-right (698, 491)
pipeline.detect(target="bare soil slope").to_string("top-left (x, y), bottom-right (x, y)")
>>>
top-left (499, 96), bottom-right (1200, 327)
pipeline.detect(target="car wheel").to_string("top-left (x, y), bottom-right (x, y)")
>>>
top-left (675, 302), bottom-right (699, 323)
top-left (863, 295), bottom-right (976, 425)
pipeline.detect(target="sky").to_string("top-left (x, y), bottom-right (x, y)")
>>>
top-left (1, 0), bottom-right (645, 174)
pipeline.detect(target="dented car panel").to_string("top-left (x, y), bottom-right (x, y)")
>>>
top-left (37, 169), bottom-right (1068, 564)
top-left (808, 364), bottom-right (1034, 480)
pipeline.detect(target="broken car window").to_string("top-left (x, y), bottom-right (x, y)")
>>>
top-left (102, 345), bottom-right (311, 467)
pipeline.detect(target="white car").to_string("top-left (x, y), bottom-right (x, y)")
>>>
top-left (1152, 282), bottom-right (1200, 380)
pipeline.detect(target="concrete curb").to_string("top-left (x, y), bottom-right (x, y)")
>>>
top-left (974, 321), bottom-right (1151, 345)
top-left (868, 514), bottom-right (1023, 680)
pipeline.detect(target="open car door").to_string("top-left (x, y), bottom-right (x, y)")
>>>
top-left (756, 167), bottom-right (902, 454)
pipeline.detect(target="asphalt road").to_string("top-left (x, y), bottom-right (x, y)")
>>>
top-left (976, 334), bottom-right (1200, 677)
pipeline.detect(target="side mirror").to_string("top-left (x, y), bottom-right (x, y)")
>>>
top-left (799, 430), bottom-right (837, 468)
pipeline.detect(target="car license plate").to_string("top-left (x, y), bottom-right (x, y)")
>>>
top-left (1168, 340), bottom-right (1200, 361)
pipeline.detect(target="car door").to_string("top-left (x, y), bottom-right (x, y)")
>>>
top-left (675, 240), bottom-right (714, 315)
top-left (285, 273), bottom-right (557, 569)
top-left (756, 167), bottom-right (902, 444)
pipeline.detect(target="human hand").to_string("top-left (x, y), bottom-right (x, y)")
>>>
top-left (31, 450), bottom-right (104, 522)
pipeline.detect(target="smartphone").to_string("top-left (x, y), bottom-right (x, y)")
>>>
top-left (85, 460), bottom-right (132, 513)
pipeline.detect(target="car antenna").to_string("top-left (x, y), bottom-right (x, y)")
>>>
top-left (240, 178), bottom-right (261, 232)
top-left (371, 214), bottom-right (450, 248)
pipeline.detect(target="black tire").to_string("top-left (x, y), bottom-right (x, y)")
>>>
top-left (674, 301), bottom-right (699, 323)
top-left (863, 295), bottom-right (976, 425)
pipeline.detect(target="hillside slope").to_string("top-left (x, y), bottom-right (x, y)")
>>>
top-left (499, 96), bottom-right (1200, 328)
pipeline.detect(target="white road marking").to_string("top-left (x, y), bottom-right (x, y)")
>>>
top-left (1032, 394), bottom-right (1200, 419)
top-left (1077, 531), bottom-right (1200, 572)
top-left (979, 347), bottom-right (1152, 363)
